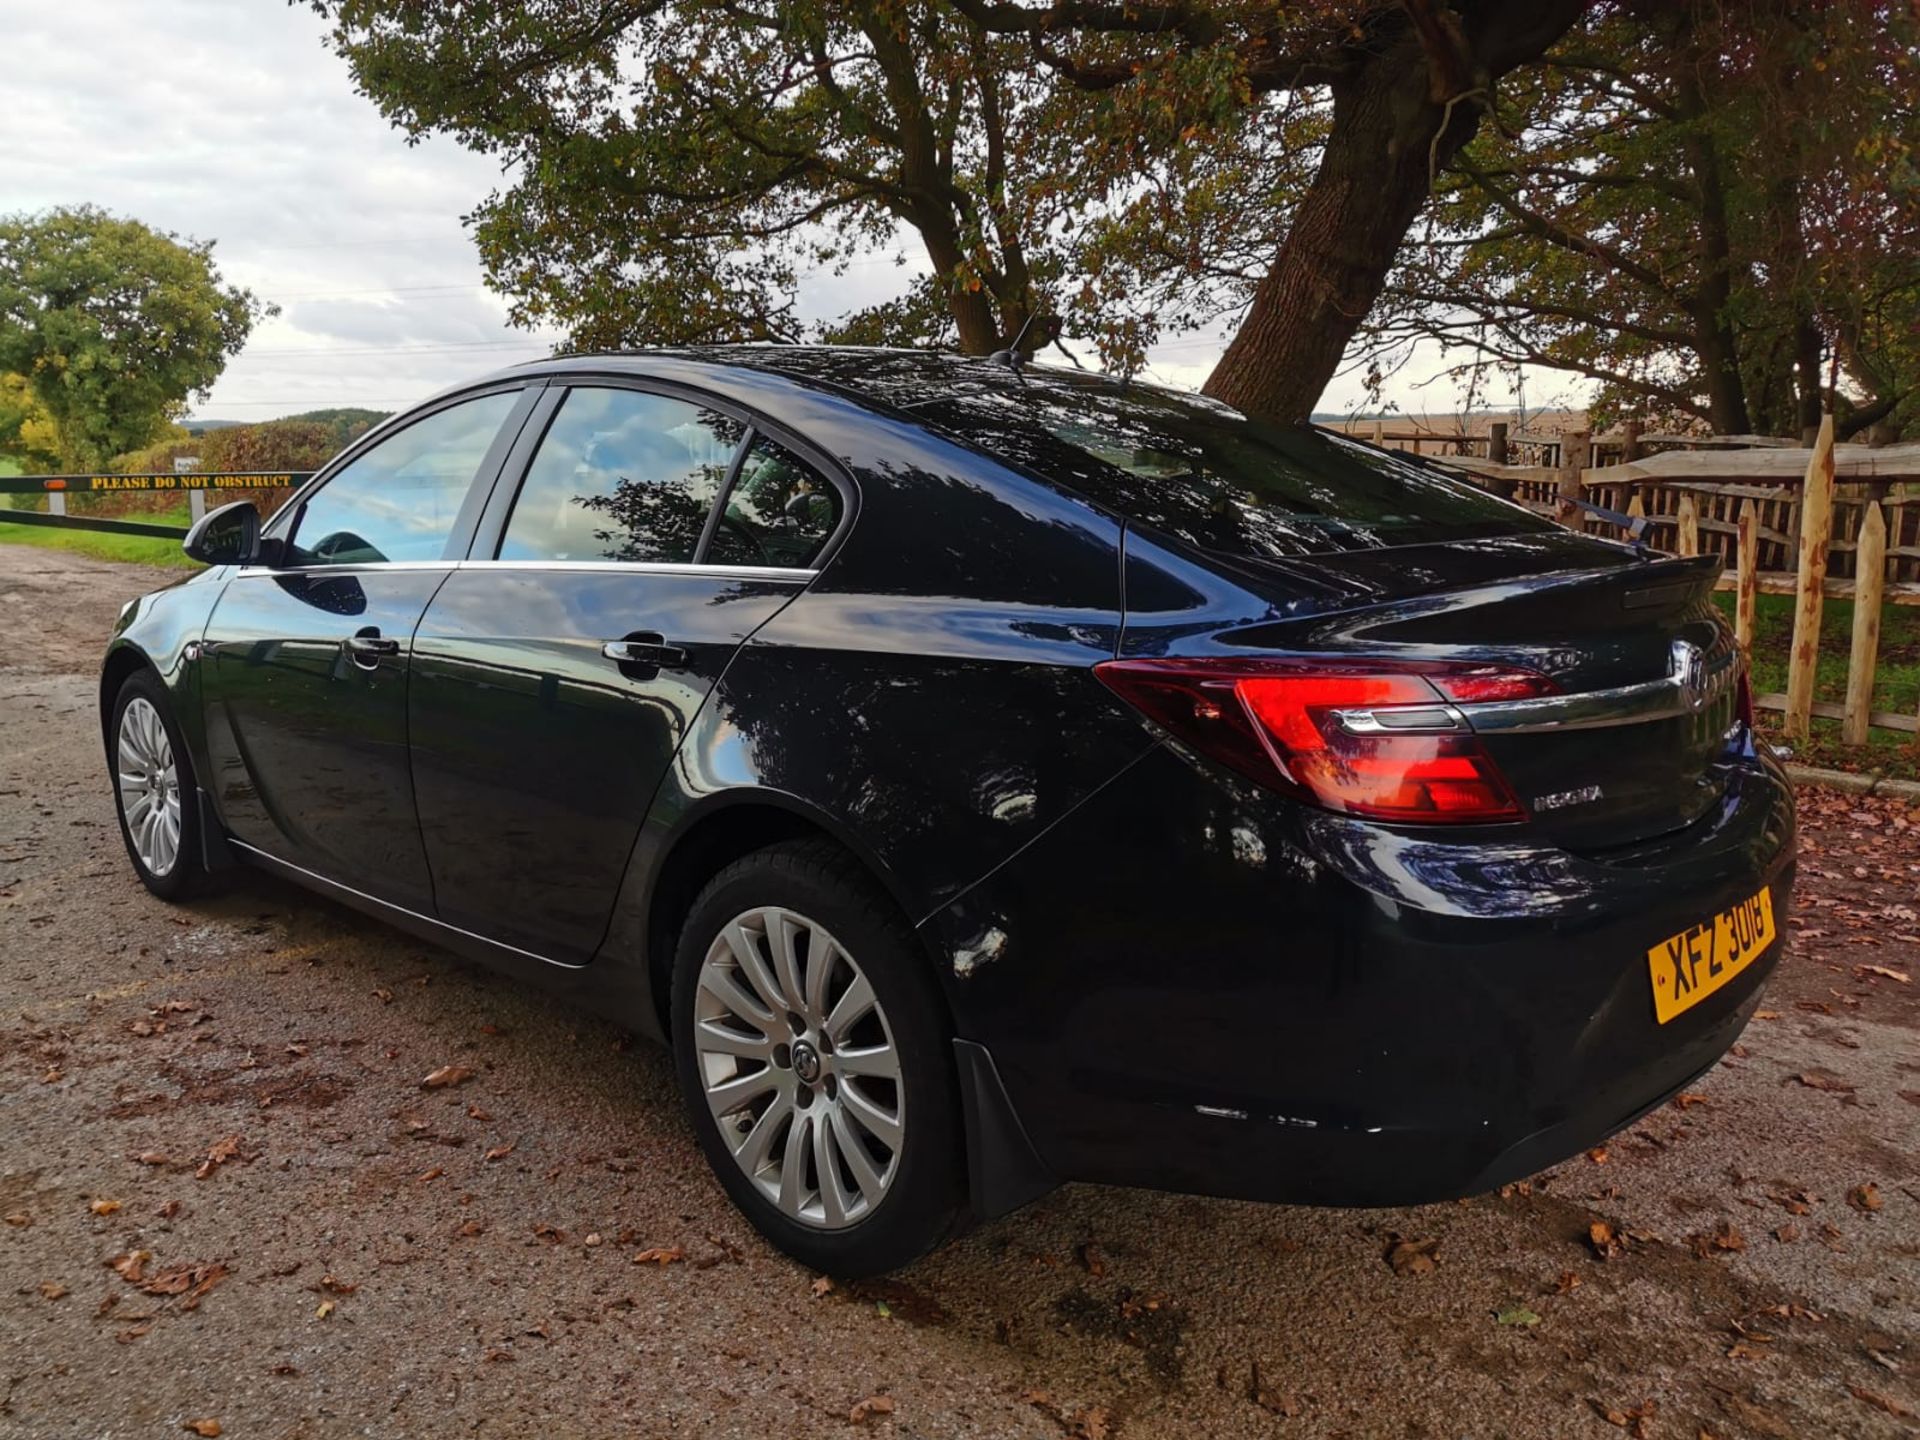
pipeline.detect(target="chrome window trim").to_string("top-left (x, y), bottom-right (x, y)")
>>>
top-left (233, 558), bottom-right (815, 583)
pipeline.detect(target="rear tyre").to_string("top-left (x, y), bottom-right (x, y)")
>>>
top-left (109, 670), bottom-right (209, 901)
top-left (671, 840), bottom-right (963, 1276)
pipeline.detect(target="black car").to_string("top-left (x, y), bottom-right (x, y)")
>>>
top-left (102, 347), bottom-right (1794, 1275)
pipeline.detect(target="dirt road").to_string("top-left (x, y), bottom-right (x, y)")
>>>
top-left (2, 543), bottom-right (1915, 1439)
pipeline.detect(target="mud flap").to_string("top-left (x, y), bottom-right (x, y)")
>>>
top-left (954, 1038), bottom-right (1056, 1220)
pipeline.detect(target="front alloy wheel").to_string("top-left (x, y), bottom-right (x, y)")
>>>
top-left (694, 906), bottom-right (904, 1229)
top-left (116, 696), bottom-right (182, 878)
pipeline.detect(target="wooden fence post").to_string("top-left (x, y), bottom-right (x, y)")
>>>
top-left (1622, 419), bottom-right (1643, 463)
top-left (1843, 500), bottom-right (1886, 746)
top-left (1372, 417), bottom-right (1385, 448)
top-left (1555, 429), bottom-right (1591, 528)
top-left (1736, 498), bottom-right (1758, 657)
top-left (1784, 413), bottom-right (1837, 742)
top-left (1676, 492), bottom-right (1699, 556)
top-left (1488, 422), bottom-right (1508, 466)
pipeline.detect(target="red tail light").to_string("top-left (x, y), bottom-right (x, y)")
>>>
top-left (1093, 656), bottom-right (1557, 824)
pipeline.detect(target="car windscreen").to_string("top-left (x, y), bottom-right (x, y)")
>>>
top-left (905, 383), bottom-right (1551, 560)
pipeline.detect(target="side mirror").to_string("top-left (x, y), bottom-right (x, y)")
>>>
top-left (183, 501), bottom-right (262, 567)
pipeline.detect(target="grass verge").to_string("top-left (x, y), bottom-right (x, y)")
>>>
top-left (0, 500), bottom-right (199, 569)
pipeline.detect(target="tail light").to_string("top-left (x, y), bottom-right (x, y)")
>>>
top-left (1093, 656), bottom-right (1557, 824)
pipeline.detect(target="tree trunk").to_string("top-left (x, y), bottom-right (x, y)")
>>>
top-left (1203, 1), bottom-right (1585, 421)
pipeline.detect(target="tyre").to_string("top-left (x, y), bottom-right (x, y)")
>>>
top-left (671, 840), bottom-right (963, 1276)
top-left (109, 669), bottom-right (210, 900)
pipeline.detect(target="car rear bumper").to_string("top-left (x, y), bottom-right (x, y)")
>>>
top-left (925, 742), bottom-right (1796, 1210)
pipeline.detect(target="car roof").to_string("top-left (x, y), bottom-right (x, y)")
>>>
top-left (479, 344), bottom-right (1210, 424)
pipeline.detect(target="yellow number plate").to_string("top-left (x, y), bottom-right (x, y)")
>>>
top-left (1646, 886), bottom-right (1775, 1024)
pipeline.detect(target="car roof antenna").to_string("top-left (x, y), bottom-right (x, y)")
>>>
top-left (988, 312), bottom-right (1055, 375)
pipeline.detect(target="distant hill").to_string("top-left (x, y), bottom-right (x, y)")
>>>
top-left (185, 407), bottom-right (389, 441)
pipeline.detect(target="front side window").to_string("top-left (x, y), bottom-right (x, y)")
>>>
top-left (500, 388), bottom-right (745, 563)
top-left (286, 390), bottom-right (519, 565)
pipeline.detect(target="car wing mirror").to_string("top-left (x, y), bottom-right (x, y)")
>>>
top-left (183, 501), bottom-right (263, 567)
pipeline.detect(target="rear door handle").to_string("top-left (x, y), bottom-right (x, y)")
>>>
top-left (601, 635), bottom-right (688, 669)
top-left (345, 630), bottom-right (400, 669)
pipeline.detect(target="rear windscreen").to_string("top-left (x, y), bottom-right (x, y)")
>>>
top-left (906, 382), bottom-right (1551, 560)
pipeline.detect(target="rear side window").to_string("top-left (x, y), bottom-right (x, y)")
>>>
top-left (286, 390), bottom-right (519, 565)
top-left (500, 388), bottom-right (745, 563)
top-left (706, 436), bottom-right (841, 569)
top-left (911, 384), bottom-right (1549, 560)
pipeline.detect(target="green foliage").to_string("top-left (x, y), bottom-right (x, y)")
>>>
top-left (0, 372), bottom-right (63, 472)
top-left (1373, 3), bottom-right (1920, 439)
top-left (114, 410), bottom-right (386, 477)
top-left (0, 207), bottom-right (269, 470)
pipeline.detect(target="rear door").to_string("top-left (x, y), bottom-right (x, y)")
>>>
top-left (200, 387), bottom-right (532, 909)
top-left (406, 381), bottom-right (844, 962)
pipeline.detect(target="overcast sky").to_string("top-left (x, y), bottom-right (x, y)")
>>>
top-left (5, 1), bottom-right (1565, 424)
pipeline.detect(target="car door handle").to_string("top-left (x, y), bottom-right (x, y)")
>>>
top-left (344, 630), bottom-right (400, 669)
top-left (601, 636), bottom-right (688, 669)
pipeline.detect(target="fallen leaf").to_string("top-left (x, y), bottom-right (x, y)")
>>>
top-left (1773, 1223), bottom-right (1801, 1243)
top-left (1850, 1386), bottom-right (1914, 1420)
top-left (109, 1251), bottom-right (151, 1282)
top-left (416, 1167), bottom-right (443, 1184)
top-left (372, 987), bottom-right (393, 1004)
top-left (466, 1104), bottom-right (492, 1122)
top-left (38, 1281), bottom-right (67, 1300)
top-left (1069, 1407), bottom-right (1115, 1440)
top-left (484, 1142), bottom-right (515, 1162)
top-left (1554, 1270), bottom-right (1582, 1294)
top-left (315, 1300), bottom-right (335, 1320)
top-left (1586, 1147), bottom-right (1610, 1164)
top-left (196, 1135), bottom-right (247, 1181)
top-left (811, 1276), bottom-right (835, 1298)
top-left (1688, 1222), bottom-right (1746, 1257)
top-left (455, 1219), bottom-right (485, 1237)
top-left (1672, 1092), bottom-right (1710, 1110)
top-left (422, 1065), bottom-right (474, 1089)
top-left (3, 1213), bottom-right (29, 1228)
top-left (183, 1420), bottom-right (222, 1437)
top-left (633, 1246), bottom-right (685, 1266)
top-left (89, 1199), bottom-right (122, 1216)
top-left (135, 1152), bottom-right (169, 1167)
top-left (319, 1275), bottom-right (358, 1295)
top-left (1792, 1069), bottom-right (1856, 1094)
top-left (1855, 964), bottom-right (1910, 983)
top-left (1494, 1300), bottom-right (1541, 1327)
top-left (1587, 1221), bottom-right (1622, 1260)
top-left (1590, 1397), bottom-right (1657, 1438)
top-left (849, 1394), bottom-right (895, 1425)
top-left (1077, 1242), bottom-right (1107, 1278)
top-left (1249, 1359), bottom-right (1300, 1416)
top-left (1848, 1183), bottom-right (1883, 1212)
top-left (41, 1066), bottom-right (61, 1084)
top-left (1384, 1236), bottom-right (1440, 1276)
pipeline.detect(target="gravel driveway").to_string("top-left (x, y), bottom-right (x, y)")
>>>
top-left (1, 543), bottom-right (1915, 1439)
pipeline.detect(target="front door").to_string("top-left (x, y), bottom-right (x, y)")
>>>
top-left (407, 384), bottom-right (844, 962)
top-left (199, 388), bottom-right (529, 910)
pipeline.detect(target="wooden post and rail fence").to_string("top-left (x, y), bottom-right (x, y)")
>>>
top-left (1417, 415), bottom-right (1920, 746)
top-left (3, 419), bottom-right (1916, 746)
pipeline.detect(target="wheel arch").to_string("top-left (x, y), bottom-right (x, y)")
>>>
top-left (99, 642), bottom-right (158, 740)
top-left (634, 790), bottom-right (932, 1041)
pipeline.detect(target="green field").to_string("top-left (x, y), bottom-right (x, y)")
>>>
top-left (0, 496), bottom-right (200, 568)
top-left (1712, 590), bottom-right (1918, 780)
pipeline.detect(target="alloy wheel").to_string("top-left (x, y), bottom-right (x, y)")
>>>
top-left (116, 696), bottom-right (182, 878)
top-left (693, 905), bottom-right (904, 1229)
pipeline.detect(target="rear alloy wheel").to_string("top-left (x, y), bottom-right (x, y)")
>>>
top-left (672, 842), bottom-right (961, 1275)
top-left (110, 671), bottom-right (209, 900)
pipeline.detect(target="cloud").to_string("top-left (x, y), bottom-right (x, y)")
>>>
top-left (2, 1), bottom-right (1569, 423)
